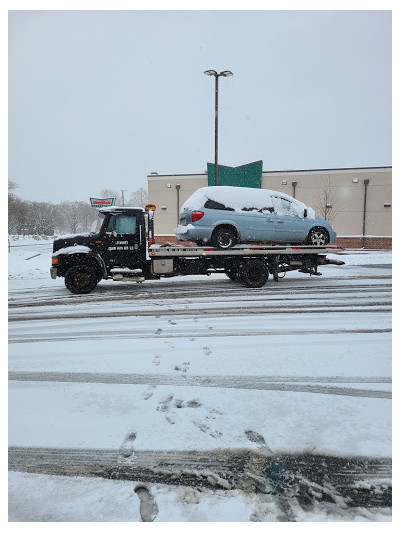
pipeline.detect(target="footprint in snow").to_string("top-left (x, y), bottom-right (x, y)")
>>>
top-left (152, 355), bottom-right (161, 366)
top-left (143, 385), bottom-right (156, 400)
top-left (134, 485), bottom-right (159, 522)
top-left (245, 430), bottom-right (272, 452)
top-left (174, 361), bottom-right (190, 373)
top-left (119, 432), bottom-right (137, 458)
top-left (157, 394), bottom-right (173, 412)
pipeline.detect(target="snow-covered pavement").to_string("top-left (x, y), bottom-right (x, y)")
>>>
top-left (8, 238), bottom-right (392, 521)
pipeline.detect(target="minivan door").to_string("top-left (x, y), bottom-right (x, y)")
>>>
top-left (271, 196), bottom-right (304, 242)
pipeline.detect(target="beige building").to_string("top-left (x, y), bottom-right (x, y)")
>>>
top-left (148, 166), bottom-right (392, 249)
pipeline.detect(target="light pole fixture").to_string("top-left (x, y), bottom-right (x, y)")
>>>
top-left (204, 69), bottom-right (233, 186)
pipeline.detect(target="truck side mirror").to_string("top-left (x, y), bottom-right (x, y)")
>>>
top-left (304, 209), bottom-right (308, 218)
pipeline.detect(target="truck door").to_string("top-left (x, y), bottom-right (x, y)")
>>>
top-left (100, 212), bottom-right (145, 267)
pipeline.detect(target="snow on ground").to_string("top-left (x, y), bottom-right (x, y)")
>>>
top-left (8, 381), bottom-right (391, 456)
top-left (8, 236), bottom-right (392, 522)
top-left (8, 471), bottom-right (391, 523)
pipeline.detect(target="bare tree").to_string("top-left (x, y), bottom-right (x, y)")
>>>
top-left (317, 184), bottom-right (341, 222)
top-left (8, 196), bottom-right (30, 235)
top-left (100, 189), bottom-right (122, 206)
top-left (128, 187), bottom-right (148, 208)
top-left (59, 201), bottom-right (97, 234)
top-left (8, 180), bottom-right (18, 193)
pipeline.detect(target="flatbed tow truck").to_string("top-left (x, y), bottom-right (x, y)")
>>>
top-left (51, 205), bottom-right (345, 294)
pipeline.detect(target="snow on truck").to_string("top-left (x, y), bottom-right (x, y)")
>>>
top-left (51, 205), bottom-right (345, 294)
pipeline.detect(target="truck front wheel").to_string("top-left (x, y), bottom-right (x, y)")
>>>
top-left (65, 265), bottom-right (98, 294)
top-left (240, 260), bottom-right (269, 288)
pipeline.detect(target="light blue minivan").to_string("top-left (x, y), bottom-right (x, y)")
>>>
top-left (175, 186), bottom-right (336, 248)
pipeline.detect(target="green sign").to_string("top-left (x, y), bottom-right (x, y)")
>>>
top-left (90, 197), bottom-right (115, 209)
top-left (207, 160), bottom-right (263, 188)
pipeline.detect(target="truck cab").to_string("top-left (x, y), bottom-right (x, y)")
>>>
top-left (51, 207), bottom-right (154, 293)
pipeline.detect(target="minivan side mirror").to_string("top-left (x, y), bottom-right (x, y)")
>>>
top-left (304, 209), bottom-right (308, 218)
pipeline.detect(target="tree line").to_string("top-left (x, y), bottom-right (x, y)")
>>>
top-left (8, 181), bottom-right (148, 236)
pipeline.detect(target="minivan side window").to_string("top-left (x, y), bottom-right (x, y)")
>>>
top-left (204, 199), bottom-right (234, 211)
top-left (271, 196), bottom-right (296, 216)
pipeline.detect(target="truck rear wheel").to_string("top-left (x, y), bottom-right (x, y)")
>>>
top-left (65, 265), bottom-right (98, 294)
top-left (225, 268), bottom-right (240, 281)
top-left (240, 260), bottom-right (269, 288)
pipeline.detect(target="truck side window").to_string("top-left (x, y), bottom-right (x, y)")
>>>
top-left (115, 215), bottom-right (137, 234)
top-left (105, 216), bottom-right (115, 233)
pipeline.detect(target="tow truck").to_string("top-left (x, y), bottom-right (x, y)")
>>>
top-left (51, 205), bottom-right (345, 294)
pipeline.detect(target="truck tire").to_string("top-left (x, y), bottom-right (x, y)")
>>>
top-left (240, 259), bottom-right (269, 288)
top-left (305, 227), bottom-right (329, 246)
top-left (225, 268), bottom-right (240, 281)
top-left (211, 226), bottom-right (237, 249)
top-left (65, 265), bottom-right (98, 294)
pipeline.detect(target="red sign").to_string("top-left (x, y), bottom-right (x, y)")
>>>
top-left (90, 197), bottom-right (115, 208)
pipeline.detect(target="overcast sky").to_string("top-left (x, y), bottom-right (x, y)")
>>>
top-left (8, 9), bottom-right (392, 204)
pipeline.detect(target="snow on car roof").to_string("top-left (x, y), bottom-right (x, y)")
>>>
top-left (181, 186), bottom-right (315, 219)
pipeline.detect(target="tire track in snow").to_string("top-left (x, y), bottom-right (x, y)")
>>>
top-left (8, 371), bottom-right (392, 398)
top-left (8, 446), bottom-right (392, 508)
top-left (8, 327), bottom-right (392, 344)
top-left (8, 281), bottom-right (392, 308)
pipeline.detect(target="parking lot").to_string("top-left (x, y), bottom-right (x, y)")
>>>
top-left (8, 241), bottom-right (392, 521)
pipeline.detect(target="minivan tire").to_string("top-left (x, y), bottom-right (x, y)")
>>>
top-left (211, 226), bottom-right (237, 249)
top-left (240, 260), bottom-right (269, 288)
top-left (65, 265), bottom-right (98, 294)
top-left (306, 228), bottom-right (329, 246)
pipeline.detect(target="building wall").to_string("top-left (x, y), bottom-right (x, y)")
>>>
top-left (148, 167), bottom-right (392, 248)
top-left (148, 174), bottom-right (208, 235)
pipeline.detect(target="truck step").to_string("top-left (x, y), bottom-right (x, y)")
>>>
top-left (110, 268), bottom-right (145, 283)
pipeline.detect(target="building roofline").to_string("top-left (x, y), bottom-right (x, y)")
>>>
top-left (261, 166), bottom-right (392, 174)
top-left (148, 166), bottom-right (392, 178)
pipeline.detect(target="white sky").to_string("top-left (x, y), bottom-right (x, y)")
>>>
top-left (7, 4), bottom-right (392, 204)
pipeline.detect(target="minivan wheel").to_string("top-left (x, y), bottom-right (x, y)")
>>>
top-left (240, 260), bottom-right (269, 288)
top-left (211, 227), bottom-right (237, 249)
top-left (306, 228), bottom-right (329, 246)
top-left (65, 265), bottom-right (98, 294)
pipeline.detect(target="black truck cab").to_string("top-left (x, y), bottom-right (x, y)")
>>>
top-left (51, 207), bottom-right (153, 293)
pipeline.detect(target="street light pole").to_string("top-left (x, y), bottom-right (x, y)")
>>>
top-left (121, 189), bottom-right (127, 207)
top-left (204, 70), bottom-right (233, 186)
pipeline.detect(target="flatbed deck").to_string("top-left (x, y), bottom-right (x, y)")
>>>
top-left (149, 244), bottom-right (343, 258)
